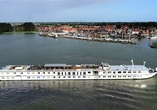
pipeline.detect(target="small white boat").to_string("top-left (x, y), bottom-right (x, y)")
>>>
top-left (150, 36), bottom-right (157, 39)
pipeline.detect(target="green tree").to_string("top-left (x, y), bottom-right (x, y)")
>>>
top-left (22, 22), bottom-right (35, 31)
top-left (0, 23), bottom-right (13, 33)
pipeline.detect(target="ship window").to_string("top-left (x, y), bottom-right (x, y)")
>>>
top-left (83, 72), bottom-right (86, 75)
top-left (138, 71), bottom-right (142, 73)
top-left (53, 76), bottom-right (55, 78)
top-left (113, 76), bottom-right (116, 78)
top-left (128, 71), bottom-right (131, 73)
top-left (73, 76), bottom-right (75, 78)
top-left (118, 76), bottom-right (121, 77)
top-left (68, 76), bottom-right (71, 78)
top-left (27, 76), bottom-right (30, 78)
top-left (88, 72), bottom-right (91, 74)
top-left (113, 71), bottom-right (116, 74)
top-left (48, 72), bottom-right (50, 74)
top-left (83, 76), bottom-right (86, 78)
top-left (103, 76), bottom-right (106, 78)
top-left (43, 72), bottom-right (45, 74)
top-left (123, 71), bottom-right (126, 73)
top-left (21, 72), bottom-right (23, 74)
top-left (108, 76), bottom-right (111, 78)
top-left (27, 72), bottom-right (29, 74)
top-left (133, 71), bottom-right (136, 73)
top-left (37, 76), bottom-right (40, 78)
top-left (108, 71), bottom-right (111, 73)
top-left (93, 71), bottom-right (98, 74)
top-left (118, 71), bottom-right (121, 73)
top-left (123, 76), bottom-right (126, 77)
top-left (68, 72), bottom-right (71, 75)
top-left (14, 72), bottom-right (16, 74)
top-left (78, 76), bottom-right (81, 78)
top-left (73, 72), bottom-right (75, 75)
top-left (63, 76), bottom-right (65, 78)
top-left (38, 72), bottom-right (40, 74)
top-left (59, 76), bottom-right (60, 78)
top-left (58, 72), bottom-right (60, 75)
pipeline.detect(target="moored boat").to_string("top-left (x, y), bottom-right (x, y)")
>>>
top-left (0, 60), bottom-right (156, 80)
top-left (150, 42), bottom-right (157, 48)
top-left (150, 36), bottom-right (157, 40)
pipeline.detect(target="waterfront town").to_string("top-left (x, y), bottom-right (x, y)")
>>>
top-left (1, 22), bottom-right (157, 46)
top-left (35, 22), bottom-right (157, 45)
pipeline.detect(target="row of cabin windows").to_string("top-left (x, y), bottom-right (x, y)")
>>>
top-left (1, 71), bottom-right (90, 75)
top-left (1, 76), bottom-right (88, 79)
top-left (1, 77), bottom-right (15, 79)
top-left (27, 76), bottom-right (88, 79)
top-left (57, 72), bottom-right (87, 75)
top-left (27, 75), bottom-right (138, 79)
top-left (1, 75), bottom-right (142, 79)
top-left (102, 75), bottom-right (141, 78)
top-left (107, 71), bottom-right (143, 74)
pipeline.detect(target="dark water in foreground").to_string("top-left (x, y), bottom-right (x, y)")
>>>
top-left (0, 34), bottom-right (157, 110)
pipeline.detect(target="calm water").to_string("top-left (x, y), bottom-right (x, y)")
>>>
top-left (0, 33), bottom-right (157, 110)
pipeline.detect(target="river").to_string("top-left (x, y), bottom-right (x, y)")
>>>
top-left (0, 33), bottom-right (157, 110)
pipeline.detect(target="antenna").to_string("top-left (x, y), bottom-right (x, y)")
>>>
top-left (131, 59), bottom-right (134, 68)
top-left (143, 61), bottom-right (146, 67)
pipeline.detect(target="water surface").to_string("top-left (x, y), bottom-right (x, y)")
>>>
top-left (0, 34), bottom-right (157, 110)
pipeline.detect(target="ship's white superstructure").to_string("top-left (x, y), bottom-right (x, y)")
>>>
top-left (0, 61), bottom-right (156, 80)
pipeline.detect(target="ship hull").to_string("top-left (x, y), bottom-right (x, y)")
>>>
top-left (0, 70), bottom-right (156, 81)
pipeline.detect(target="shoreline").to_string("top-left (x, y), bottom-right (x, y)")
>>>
top-left (39, 32), bottom-right (139, 45)
top-left (62, 36), bottom-right (139, 45)
top-left (1, 31), bottom-right (39, 34)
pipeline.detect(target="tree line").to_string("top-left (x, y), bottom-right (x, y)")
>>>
top-left (0, 23), bottom-right (13, 33)
top-left (0, 22), bottom-right (35, 33)
top-left (1, 22), bottom-right (157, 33)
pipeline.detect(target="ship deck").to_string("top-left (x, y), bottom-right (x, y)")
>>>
top-left (110, 65), bottom-right (149, 71)
top-left (0, 64), bottom-right (150, 72)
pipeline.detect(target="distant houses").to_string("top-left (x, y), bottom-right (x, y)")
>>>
top-left (35, 23), bottom-right (157, 39)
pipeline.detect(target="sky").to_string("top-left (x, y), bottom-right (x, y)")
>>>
top-left (0, 0), bottom-right (157, 22)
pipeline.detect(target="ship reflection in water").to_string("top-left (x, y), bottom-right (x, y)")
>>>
top-left (0, 78), bottom-right (156, 89)
top-left (0, 78), bottom-right (157, 110)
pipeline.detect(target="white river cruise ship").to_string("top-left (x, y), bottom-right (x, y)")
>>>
top-left (0, 60), bottom-right (157, 80)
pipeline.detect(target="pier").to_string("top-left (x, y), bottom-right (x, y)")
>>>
top-left (39, 32), bottom-right (139, 44)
